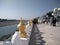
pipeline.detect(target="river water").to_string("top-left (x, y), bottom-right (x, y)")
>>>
top-left (0, 21), bottom-right (28, 38)
top-left (0, 24), bottom-right (18, 37)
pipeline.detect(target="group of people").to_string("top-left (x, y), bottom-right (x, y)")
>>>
top-left (32, 16), bottom-right (57, 26)
top-left (44, 16), bottom-right (57, 26)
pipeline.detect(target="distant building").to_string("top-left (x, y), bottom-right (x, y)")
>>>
top-left (52, 8), bottom-right (60, 22)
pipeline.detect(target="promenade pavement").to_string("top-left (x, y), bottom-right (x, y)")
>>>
top-left (37, 24), bottom-right (60, 45)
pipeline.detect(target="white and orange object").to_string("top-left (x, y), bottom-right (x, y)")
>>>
top-left (17, 17), bottom-right (27, 38)
top-left (25, 20), bottom-right (33, 37)
top-left (11, 20), bottom-right (33, 45)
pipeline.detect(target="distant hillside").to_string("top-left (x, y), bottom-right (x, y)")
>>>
top-left (0, 19), bottom-right (17, 22)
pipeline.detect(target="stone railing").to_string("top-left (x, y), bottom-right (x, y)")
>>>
top-left (0, 18), bottom-right (33, 45)
top-left (10, 23), bottom-right (33, 45)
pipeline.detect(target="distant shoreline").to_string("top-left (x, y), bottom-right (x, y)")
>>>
top-left (0, 20), bottom-right (28, 27)
top-left (0, 20), bottom-right (20, 27)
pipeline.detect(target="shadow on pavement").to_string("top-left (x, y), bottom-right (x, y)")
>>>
top-left (29, 24), bottom-right (45, 45)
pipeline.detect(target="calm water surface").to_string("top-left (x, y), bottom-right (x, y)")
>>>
top-left (0, 24), bottom-right (17, 37)
top-left (0, 21), bottom-right (28, 37)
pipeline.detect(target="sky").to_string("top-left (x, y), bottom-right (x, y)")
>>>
top-left (0, 0), bottom-right (60, 20)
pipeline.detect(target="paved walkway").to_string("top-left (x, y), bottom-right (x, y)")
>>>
top-left (37, 24), bottom-right (60, 45)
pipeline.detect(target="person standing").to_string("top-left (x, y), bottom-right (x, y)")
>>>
top-left (52, 17), bottom-right (57, 26)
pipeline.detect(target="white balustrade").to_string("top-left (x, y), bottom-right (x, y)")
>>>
top-left (10, 24), bottom-right (33, 45)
